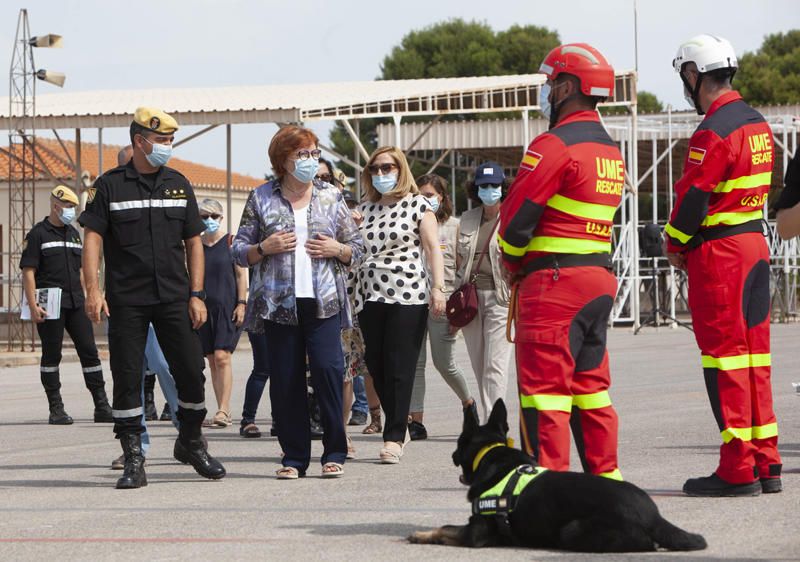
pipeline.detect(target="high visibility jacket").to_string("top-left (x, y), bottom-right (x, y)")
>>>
top-left (499, 111), bottom-right (623, 273)
top-left (665, 91), bottom-right (774, 251)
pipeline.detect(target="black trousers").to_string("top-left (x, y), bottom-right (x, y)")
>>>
top-left (264, 299), bottom-right (346, 472)
top-left (108, 301), bottom-right (206, 436)
top-left (36, 306), bottom-right (104, 393)
top-left (358, 301), bottom-right (427, 442)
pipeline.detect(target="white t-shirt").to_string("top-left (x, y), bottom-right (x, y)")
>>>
top-left (293, 205), bottom-right (314, 298)
top-left (351, 194), bottom-right (431, 311)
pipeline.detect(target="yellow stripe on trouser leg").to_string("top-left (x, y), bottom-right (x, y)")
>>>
top-left (519, 394), bottom-right (573, 412)
top-left (572, 391), bottom-right (611, 410)
top-left (597, 468), bottom-right (623, 481)
top-left (752, 423), bottom-right (778, 440)
top-left (721, 426), bottom-right (752, 444)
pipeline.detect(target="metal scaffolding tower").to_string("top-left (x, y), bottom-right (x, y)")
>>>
top-left (7, 9), bottom-right (37, 351)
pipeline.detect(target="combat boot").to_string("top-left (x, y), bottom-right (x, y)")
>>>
top-left (143, 373), bottom-right (158, 421)
top-left (683, 473), bottom-right (760, 497)
top-left (159, 403), bottom-right (172, 421)
top-left (46, 390), bottom-right (73, 425)
top-left (115, 433), bottom-right (147, 489)
top-left (90, 386), bottom-right (113, 423)
top-left (174, 420), bottom-right (226, 480)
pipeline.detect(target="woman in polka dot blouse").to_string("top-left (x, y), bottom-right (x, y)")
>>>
top-left (351, 146), bottom-right (445, 464)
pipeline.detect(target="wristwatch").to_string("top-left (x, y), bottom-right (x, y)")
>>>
top-left (190, 290), bottom-right (207, 301)
top-left (256, 242), bottom-right (265, 256)
top-left (236, 299), bottom-right (247, 306)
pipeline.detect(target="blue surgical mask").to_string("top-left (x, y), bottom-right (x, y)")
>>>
top-left (292, 158), bottom-right (319, 183)
top-left (59, 207), bottom-right (76, 225)
top-left (539, 83), bottom-right (552, 120)
top-left (372, 173), bottom-right (397, 194)
top-left (203, 218), bottom-right (220, 234)
top-left (142, 137), bottom-right (172, 167)
top-left (425, 196), bottom-right (440, 213)
top-left (478, 185), bottom-right (502, 206)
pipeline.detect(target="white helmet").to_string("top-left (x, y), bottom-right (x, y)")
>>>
top-left (673, 34), bottom-right (738, 74)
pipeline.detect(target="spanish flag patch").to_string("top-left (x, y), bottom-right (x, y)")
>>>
top-left (687, 146), bottom-right (706, 165)
top-left (521, 150), bottom-right (543, 171)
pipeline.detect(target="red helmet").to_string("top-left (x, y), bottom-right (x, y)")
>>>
top-left (539, 43), bottom-right (615, 98)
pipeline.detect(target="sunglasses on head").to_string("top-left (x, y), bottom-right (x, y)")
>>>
top-left (201, 214), bottom-right (221, 220)
top-left (367, 162), bottom-right (398, 175)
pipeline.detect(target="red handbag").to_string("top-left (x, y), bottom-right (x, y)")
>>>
top-left (446, 218), bottom-right (498, 327)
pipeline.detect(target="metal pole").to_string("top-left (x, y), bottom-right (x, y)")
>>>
top-left (74, 128), bottom-right (82, 194)
top-left (667, 104), bottom-right (677, 323)
top-left (631, 98), bottom-right (641, 331)
top-left (450, 150), bottom-right (456, 215)
top-left (354, 120), bottom-right (361, 201)
top-left (97, 127), bottom-right (103, 175)
top-left (393, 115), bottom-right (402, 148)
top-left (226, 124), bottom-right (232, 233)
top-left (522, 109), bottom-right (530, 157)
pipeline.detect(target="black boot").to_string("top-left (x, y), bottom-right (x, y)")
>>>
top-left (115, 433), bottom-right (147, 489)
top-left (90, 387), bottom-right (113, 423)
top-left (143, 373), bottom-right (158, 421)
top-left (159, 403), bottom-right (172, 421)
top-left (683, 473), bottom-right (761, 497)
top-left (174, 420), bottom-right (226, 480)
top-left (46, 391), bottom-right (73, 425)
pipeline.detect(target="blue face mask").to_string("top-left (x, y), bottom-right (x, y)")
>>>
top-left (142, 137), bottom-right (172, 167)
top-left (424, 195), bottom-right (440, 213)
top-left (203, 218), bottom-right (220, 234)
top-left (291, 158), bottom-right (319, 183)
top-left (539, 83), bottom-right (553, 120)
top-left (59, 207), bottom-right (76, 225)
top-left (372, 173), bottom-right (397, 194)
top-left (478, 185), bottom-right (502, 206)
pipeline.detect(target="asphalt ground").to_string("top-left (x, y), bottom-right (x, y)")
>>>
top-left (0, 324), bottom-right (798, 561)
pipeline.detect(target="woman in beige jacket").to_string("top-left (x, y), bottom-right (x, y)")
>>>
top-left (454, 162), bottom-right (512, 422)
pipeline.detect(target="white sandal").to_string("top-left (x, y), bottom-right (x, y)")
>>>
top-left (321, 462), bottom-right (344, 478)
top-left (379, 441), bottom-right (403, 464)
top-left (276, 466), bottom-right (301, 480)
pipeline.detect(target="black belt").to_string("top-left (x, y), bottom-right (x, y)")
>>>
top-left (521, 253), bottom-right (612, 275)
top-left (686, 219), bottom-right (766, 249)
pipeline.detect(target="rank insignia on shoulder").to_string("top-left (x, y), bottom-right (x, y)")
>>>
top-left (22, 238), bottom-right (28, 250)
top-left (86, 187), bottom-right (96, 203)
top-left (687, 146), bottom-right (706, 165)
top-left (521, 150), bottom-right (543, 171)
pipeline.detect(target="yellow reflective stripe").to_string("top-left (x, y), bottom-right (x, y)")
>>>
top-left (520, 394), bottom-right (573, 412)
top-left (701, 353), bottom-right (771, 370)
top-left (572, 391), bottom-right (611, 410)
top-left (721, 426), bottom-right (752, 444)
top-left (597, 468), bottom-right (623, 481)
top-left (497, 235), bottom-right (527, 257)
top-left (527, 237), bottom-right (611, 254)
top-left (701, 209), bottom-right (763, 227)
top-left (713, 172), bottom-right (772, 193)
top-left (546, 194), bottom-right (617, 222)
top-left (752, 422), bottom-right (778, 440)
top-left (664, 222), bottom-right (692, 244)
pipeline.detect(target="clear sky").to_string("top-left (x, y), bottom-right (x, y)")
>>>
top-left (1, 0), bottom-right (798, 179)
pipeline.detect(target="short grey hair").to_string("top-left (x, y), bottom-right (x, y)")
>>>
top-left (198, 198), bottom-right (224, 216)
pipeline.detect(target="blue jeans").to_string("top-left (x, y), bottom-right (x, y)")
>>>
top-left (241, 330), bottom-right (270, 425)
top-left (139, 324), bottom-right (180, 455)
top-left (351, 375), bottom-right (368, 415)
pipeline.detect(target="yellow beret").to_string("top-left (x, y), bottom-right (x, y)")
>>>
top-left (51, 185), bottom-right (79, 205)
top-left (133, 107), bottom-right (179, 134)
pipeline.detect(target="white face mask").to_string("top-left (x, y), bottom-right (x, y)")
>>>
top-left (683, 85), bottom-right (696, 110)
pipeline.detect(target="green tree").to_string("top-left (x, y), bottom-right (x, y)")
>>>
top-left (600, 90), bottom-right (663, 115)
top-left (330, 19), bottom-right (560, 174)
top-left (737, 30), bottom-right (800, 105)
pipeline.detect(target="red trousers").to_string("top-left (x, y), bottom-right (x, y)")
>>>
top-left (686, 232), bottom-right (781, 484)
top-left (515, 266), bottom-right (620, 479)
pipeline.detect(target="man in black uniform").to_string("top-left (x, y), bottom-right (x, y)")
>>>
top-left (20, 185), bottom-right (113, 425)
top-left (79, 107), bottom-right (225, 489)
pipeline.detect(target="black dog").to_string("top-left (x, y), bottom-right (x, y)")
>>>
top-left (408, 399), bottom-right (707, 552)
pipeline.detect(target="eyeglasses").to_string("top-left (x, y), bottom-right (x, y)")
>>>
top-left (201, 214), bottom-right (221, 220)
top-left (315, 173), bottom-right (333, 183)
top-left (367, 163), bottom-right (398, 175)
top-left (297, 149), bottom-right (322, 160)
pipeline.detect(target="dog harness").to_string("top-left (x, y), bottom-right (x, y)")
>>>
top-left (472, 464), bottom-right (547, 518)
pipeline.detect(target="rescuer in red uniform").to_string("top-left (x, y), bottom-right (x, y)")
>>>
top-left (665, 34), bottom-right (782, 497)
top-left (499, 43), bottom-right (623, 480)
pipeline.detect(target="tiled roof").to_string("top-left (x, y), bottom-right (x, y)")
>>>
top-left (0, 138), bottom-right (263, 191)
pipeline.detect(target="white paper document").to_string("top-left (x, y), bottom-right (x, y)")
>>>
top-left (21, 288), bottom-right (62, 321)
